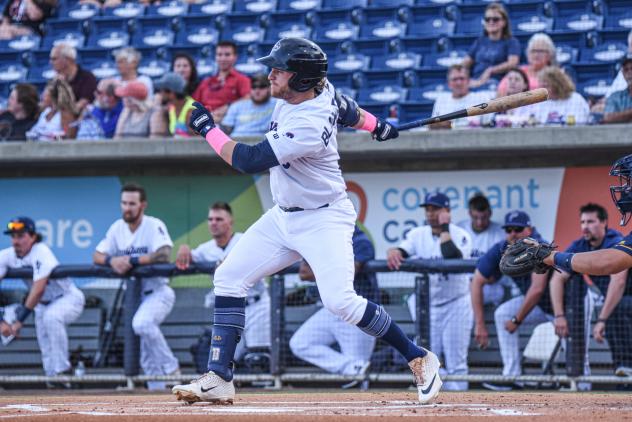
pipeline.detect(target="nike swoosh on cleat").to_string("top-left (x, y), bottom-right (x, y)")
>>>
top-left (200, 386), bottom-right (218, 393)
top-left (421, 374), bottom-right (437, 395)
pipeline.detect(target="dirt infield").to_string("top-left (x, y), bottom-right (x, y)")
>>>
top-left (0, 390), bottom-right (631, 421)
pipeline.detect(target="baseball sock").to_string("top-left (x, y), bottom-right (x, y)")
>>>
top-left (357, 301), bottom-right (427, 362)
top-left (206, 295), bottom-right (246, 382)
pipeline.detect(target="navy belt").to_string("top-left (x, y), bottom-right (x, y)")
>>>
top-left (280, 203), bottom-right (329, 212)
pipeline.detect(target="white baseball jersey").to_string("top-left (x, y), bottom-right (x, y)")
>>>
top-left (265, 81), bottom-right (347, 209)
top-left (456, 219), bottom-right (505, 258)
top-left (96, 215), bottom-right (173, 291)
top-left (398, 224), bottom-right (472, 305)
top-left (191, 232), bottom-right (266, 298)
top-left (0, 243), bottom-right (73, 303)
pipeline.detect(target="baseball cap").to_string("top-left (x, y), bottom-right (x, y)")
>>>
top-left (420, 192), bottom-right (450, 209)
top-left (502, 210), bottom-right (532, 228)
top-left (114, 81), bottom-right (148, 101)
top-left (155, 72), bottom-right (186, 95)
top-left (4, 217), bottom-right (36, 235)
top-left (621, 52), bottom-right (632, 67)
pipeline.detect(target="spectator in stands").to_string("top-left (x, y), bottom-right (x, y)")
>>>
top-left (603, 53), bottom-right (632, 125)
top-left (387, 192), bottom-right (473, 391)
top-left (172, 52), bottom-right (199, 96)
top-left (220, 74), bottom-right (276, 137)
top-left (462, 2), bottom-right (520, 88)
top-left (605, 30), bottom-right (632, 99)
top-left (114, 81), bottom-right (151, 139)
top-left (114, 47), bottom-right (154, 99)
top-left (192, 40), bottom-right (250, 123)
top-left (290, 224), bottom-right (377, 389)
top-left (150, 72), bottom-right (196, 139)
top-left (497, 33), bottom-right (556, 97)
top-left (550, 203), bottom-right (630, 379)
top-left (532, 66), bottom-right (590, 125)
top-left (494, 68), bottom-right (533, 127)
top-left (0, 83), bottom-right (39, 141)
top-left (175, 201), bottom-right (271, 366)
top-left (27, 78), bottom-right (79, 141)
top-left (76, 78), bottom-right (123, 140)
top-left (0, 216), bottom-right (85, 380)
top-left (429, 64), bottom-right (493, 129)
top-left (0, 0), bottom-right (55, 39)
top-left (49, 43), bottom-right (97, 112)
top-left (471, 211), bottom-right (554, 391)
top-left (457, 193), bottom-right (506, 306)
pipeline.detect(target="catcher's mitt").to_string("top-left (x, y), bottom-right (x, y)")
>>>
top-left (499, 238), bottom-right (556, 278)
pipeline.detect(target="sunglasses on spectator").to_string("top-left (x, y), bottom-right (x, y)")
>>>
top-left (484, 16), bottom-right (503, 23)
top-left (7, 221), bottom-right (25, 231)
top-left (449, 76), bottom-right (467, 82)
top-left (504, 226), bottom-right (525, 234)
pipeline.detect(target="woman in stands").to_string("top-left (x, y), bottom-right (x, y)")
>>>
top-left (497, 33), bottom-right (557, 97)
top-left (114, 47), bottom-right (154, 99)
top-left (113, 81), bottom-right (152, 138)
top-left (0, 0), bottom-right (55, 39)
top-left (463, 3), bottom-right (520, 89)
top-left (27, 79), bottom-right (79, 141)
top-left (171, 52), bottom-right (199, 96)
top-left (0, 83), bottom-right (39, 141)
top-left (532, 66), bottom-right (590, 125)
top-left (493, 68), bottom-right (533, 127)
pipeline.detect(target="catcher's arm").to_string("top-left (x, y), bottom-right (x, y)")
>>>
top-left (546, 248), bottom-right (632, 276)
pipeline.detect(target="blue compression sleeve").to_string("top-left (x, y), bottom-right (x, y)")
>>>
top-left (231, 140), bottom-right (280, 174)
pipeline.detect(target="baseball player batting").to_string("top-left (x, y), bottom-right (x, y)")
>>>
top-left (172, 37), bottom-right (442, 405)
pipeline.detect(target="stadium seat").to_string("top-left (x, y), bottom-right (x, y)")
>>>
top-left (59, 2), bottom-right (100, 20)
top-left (43, 31), bottom-right (86, 49)
top-left (277, 0), bottom-right (322, 12)
top-left (360, 20), bottom-right (407, 39)
top-left (555, 44), bottom-right (578, 64)
top-left (132, 17), bottom-right (176, 48)
top-left (549, 31), bottom-right (584, 48)
top-left (78, 47), bottom-right (113, 68)
top-left (408, 84), bottom-right (449, 102)
top-left (234, 0), bottom-right (278, 13)
top-left (370, 0), bottom-right (414, 7)
top-left (219, 13), bottom-right (265, 44)
top-left (102, 2), bottom-right (146, 18)
top-left (176, 16), bottom-right (219, 47)
top-left (605, 10), bottom-right (632, 31)
top-left (197, 57), bottom-right (218, 78)
top-left (0, 51), bottom-right (24, 69)
top-left (88, 17), bottom-right (131, 49)
top-left (371, 52), bottom-right (421, 71)
top-left (352, 38), bottom-right (396, 57)
top-left (267, 23), bottom-right (312, 41)
top-left (361, 70), bottom-right (409, 88)
top-left (399, 36), bottom-right (442, 56)
top-left (358, 85), bottom-right (407, 104)
top-left (414, 68), bottom-right (448, 87)
top-left (423, 50), bottom-right (467, 68)
top-left (513, 15), bottom-right (554, 34)
top-left (598, 28), bottom-right (631, 44)
top-left (86, 61), bottom-right (119, 79)
top-left (235, 56), bottom-right (268, 75)
top-left (580, 42), bottom-right (627, 63)
top-left (327, 71), bottom-right (363, 89)
top-left (571, 62), bottom-right (616, 85)
top-left (0, 34), bottom-right (41, 52)
top-left (330, 53), bottom-right (370, 73)
top-left (136, 46), bottom-right (171, 62)
top-left (321, 0), bottom-right (367, 8)
top-left (445, 34), bottom-right (478, 51)
top-left (578, 78), bottom-right (611, 98)
top-left (0, 64), bottom-right (28, 84)
top-left (264, 11), bottom-right (310, 40)
top-left (407, 16), bottom-right (455, 37)
top-left (145, 0), bottom-right (189, 17)
top-left (27, 64), bottom-right (55, 83)
top-left (137, 59), bottom-right (170, 80)
top-left (315, 22), bottom-right (359, 42)
top-left (399, 101), bottom-right (434, 124)
top-left (454, 3), bottom-right (487, 35)
top-left (414, 0), bottom-right (460, 4)
top-left (189, 0), bottom-right (233, 15)
top-left (555, 13), bottom-right (604, 31)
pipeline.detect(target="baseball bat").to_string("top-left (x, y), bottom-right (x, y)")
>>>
top-left (397, 88), bottom-right (549, 131)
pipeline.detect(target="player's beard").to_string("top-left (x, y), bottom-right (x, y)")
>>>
top-left (123, 209), bottom-right (141, 224)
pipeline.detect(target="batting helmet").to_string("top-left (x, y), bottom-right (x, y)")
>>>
top-left (256, 38), bottom-right (327, 92)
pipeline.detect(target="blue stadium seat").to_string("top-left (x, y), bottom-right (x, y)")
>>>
top-left (352, 39), bottom-right (395, 56)
top-left (136, 46), bottom-right (171, 62)
top-left (219, 13), bottom-right (265, 44)
top-left (555, 44), bottom-right (578, 64)
top-left (360, 20), bottom-right (407, 39)
top-left (414, 0), bottom-right (460, 4)
top-left (138, 59), bottom-right (170, 80)
top-left (322, 0), bottom-right (367, 8)
top-left (86, 60), bottom-right (119, 79)
top-left (362, 5), bottom-right (406, 26)
top-left (43, 31), bottom-right (86, 49)
top-left (78, 47), bottom-right (113, 67)
top-left (0, 34), bottom-right (41, 52)
top-left (407, 16), bottom-right (455, 37)
top-left (371, 52), bottom-right (421, 71)
top-left (513, 15), bottom-right (554, 34)
top-left (550, 0), bottom-right (597, 18)
top-left (267, 23), bottom-right (312, 41)
top-left (102, 2), bottom-right (146, 18)
top-left (0, 83), bottom-right (11, 101)
top-left (399, 36), bottom-right (443, 56)
top-left (132, 17), bottom-right (175, 48)
top-left (414, 68), bottom-right (448, 87)
top-left (314, 22), bottom-right (359, 42)
top-left (0, 51), bottom-right (23, 69)
top-left (235, 56), bottom-right (268, 75)
top-left (327, 71), bottom-right (363, 89)
top-left (605, 8), bottom-right (632, 31)
top-left (445, 34), bottom-right (478, 51)
top-left (0, 64), bottom-right (27, 84)
top-left (27, 64), bottom-right (55, 83)
top-left (177, 16), bottom-right (219, 47)
top-left (571, 62), bottom-right (616, 85)
top-left (59, 2), bottom-right (100, 20)
top-left (190, 0), bottom-right (234, 15)
top-left (399, 101), bottom-right (434, 124)
top-left (549, 31), bottom-right (584, 48)
top-left (555, 13), bottom-right (604, 32)
top-left (145, 0), bottom-right (189, 17)
top-left (408, 84), bottom-right (449, 102)
top-left (598, 28), bottom-right (631, 44)
top-left (264, 12), bottom-right (309, 40)
top-left (580, 42), bottom-right (627, 63)
top-left (358, 85), bottom-right (407, 104)
top-left (277, 0), bottom-right (322, 12)
top-left (42, 18), bottom-right (89, 48)
top-left (454, 3), bottom-right (487, 35)
top-left (578, 78), bottom-right (611, 99)
top-left (234, 0), bottom-right (277, 13)
top-left (88, 17), bottom-right (130, 49)
top-left (370, 0), bottom-right (413, 6)
top-left (361, 69), bottom-right (407, 87)
top-left (197, 57), bottom-right (218, 78)
top-left (330, 53), bottom-right (370, 73)
top-left (423, 50), bottom-right (467, 68)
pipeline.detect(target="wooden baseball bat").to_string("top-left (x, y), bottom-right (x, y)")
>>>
top-left (397, 88), bottom-right (549, 131)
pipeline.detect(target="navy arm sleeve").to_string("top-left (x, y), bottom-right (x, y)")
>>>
top-left (231, 139), bottom-right (280, 174)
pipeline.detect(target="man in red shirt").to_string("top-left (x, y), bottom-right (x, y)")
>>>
top-left (192, 41), bottom-right (251, 123)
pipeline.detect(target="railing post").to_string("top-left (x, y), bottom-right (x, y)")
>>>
top-left (269, 274), bottom-right (285, 377)
top-left (123, 276), bottom-right (141, 377)
top-left (566, 275), bottom-right (585, 377)
top-left (415, 273), bottom-right (431, 349)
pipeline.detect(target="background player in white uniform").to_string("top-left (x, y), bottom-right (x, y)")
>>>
top-left (93, 183), bottom-right (180, 389)
top-left (0, 217), bottom-right (85, 378)
top-left (175, 201), bottom-right (270, 363)
top-left (457, 193), bottom-right (507, 306)
top-left (387, 192), bottom-right (473, 391)
top-left (173, 37), bottom-right (442, 405)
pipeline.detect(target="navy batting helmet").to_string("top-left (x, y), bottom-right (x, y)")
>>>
top-left (610, 154), bottom-right (632, 225)
top-left (256, 38), bottom-right (327, 92)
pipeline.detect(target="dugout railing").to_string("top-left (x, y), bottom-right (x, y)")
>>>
top-left (0, 261), bottom-right (627, 391)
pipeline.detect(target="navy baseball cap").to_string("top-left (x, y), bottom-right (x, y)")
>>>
top-left (420, 192), bottom-right (450, 209)
top-left (4, 217), bottom-right (36, 235)
top-left (502, 210), bottom-right (532, 228)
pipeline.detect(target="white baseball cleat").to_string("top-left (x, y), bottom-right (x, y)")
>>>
top-left (408, 350), bottom-right (442, 404)
top-left (172, 371), bottom-right (235, 405)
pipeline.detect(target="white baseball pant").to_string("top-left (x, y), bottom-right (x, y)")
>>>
top-left (289, 307), bottom-right (376, 375)
top-left (213, 199), bottom-right (366, 325)
top-left (34, 284), bottom-right (85, 376)
top-left (494, 295), bottom-right (553, 376)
